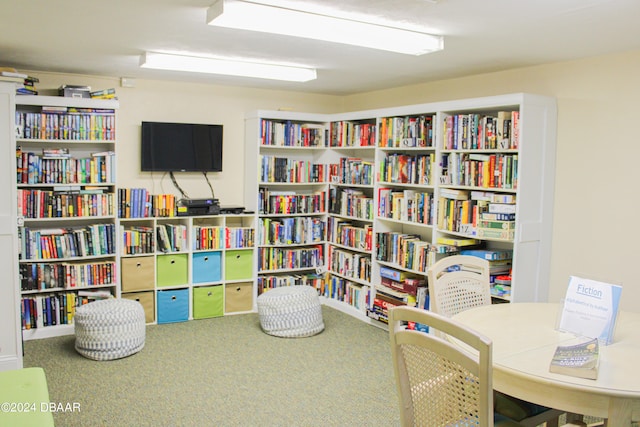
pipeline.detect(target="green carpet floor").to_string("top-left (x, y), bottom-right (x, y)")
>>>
top-left (23, 306), bottom-right (400, 427)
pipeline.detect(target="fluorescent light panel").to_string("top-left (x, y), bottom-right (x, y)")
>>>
top-left (207, 0), bottom-right (443, 56)
top-left (140, 52), bottom-right (316, 82)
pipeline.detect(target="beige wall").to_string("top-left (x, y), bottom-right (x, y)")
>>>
top-left (27, 49), bottom-right (640, 310)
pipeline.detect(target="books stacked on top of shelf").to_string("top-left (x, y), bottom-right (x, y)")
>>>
top-left (0, 67), bottom-right (39, 95)
top-left (549, 337), bottom-right (599, 380)
top-left (18, 75), bottom-right (38, 96)
top-left (90, 88), bottom-right (116, 99)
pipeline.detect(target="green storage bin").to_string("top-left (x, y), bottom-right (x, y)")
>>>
top-left (224, 249), bottom-right (253, 280)
top-left (156, 253), bottom-right (188, 287)
top-left (193, 285), bottom-right (224, 319)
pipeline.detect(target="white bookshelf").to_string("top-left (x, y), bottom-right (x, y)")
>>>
top-left (245, 93), bottom-right (557, 325)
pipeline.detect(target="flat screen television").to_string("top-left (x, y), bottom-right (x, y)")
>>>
top-left (141, 121), bottom-right (223, 172)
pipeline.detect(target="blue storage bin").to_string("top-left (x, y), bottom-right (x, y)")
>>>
top-left (157, 288), bottom-right (189, 324)
top-left (192, 251), bottom-right (222, 284)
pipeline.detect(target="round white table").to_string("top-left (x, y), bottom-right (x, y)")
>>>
top-left (452, 303), bottom-right (640, 426)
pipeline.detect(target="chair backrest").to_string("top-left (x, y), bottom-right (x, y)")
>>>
top-left (428, 255), bottom-right (492, 318)
top-left (389, 305), bottom-right (494, 427)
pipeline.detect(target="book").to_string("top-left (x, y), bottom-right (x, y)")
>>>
top-left (488, 202), bottom-right (517, 214)
top-left (90, 88), bottom-right (116, 98)
top-left (436, 236), bottom-right (480, 247)
top-left (0, 75), bottom-right (25, 83)
top-left (549, 338), bottom-right (599, 380)
top-left (460, 248), bottom-right (513, 261)
top-left (1, 69), bottom-right (28, 79)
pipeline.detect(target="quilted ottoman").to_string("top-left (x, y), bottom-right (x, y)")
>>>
top-left (74, 298), bottom-right (146, 361)
top-left (257, 285), bottom-right (324, 338)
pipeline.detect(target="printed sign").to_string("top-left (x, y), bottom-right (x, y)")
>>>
top-left (558, 275), bottom-right (622, 345)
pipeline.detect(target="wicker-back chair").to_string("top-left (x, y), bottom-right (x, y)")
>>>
top-left (427, 255), bottom-right (563, 427)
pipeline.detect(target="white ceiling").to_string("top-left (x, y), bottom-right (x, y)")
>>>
top-left (1, 0), bottom-right (640, 96)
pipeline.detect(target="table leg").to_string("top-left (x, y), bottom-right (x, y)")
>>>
top-left (607, 397), bottom-right (634, 426)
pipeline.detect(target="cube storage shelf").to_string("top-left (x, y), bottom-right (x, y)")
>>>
top-left (119, 214), bottom-right (255, 326)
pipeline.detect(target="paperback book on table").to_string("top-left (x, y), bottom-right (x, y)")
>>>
top-left (549, 337), bottom-right (599, 380)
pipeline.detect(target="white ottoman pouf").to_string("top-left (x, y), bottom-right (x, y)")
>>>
top-left (74, 298), bottom-right (146, 361)
top-left (257, 285), bottom-right (324, 338)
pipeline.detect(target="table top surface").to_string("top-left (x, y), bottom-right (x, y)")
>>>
top-left (452, 302), bottom-right (640, 399)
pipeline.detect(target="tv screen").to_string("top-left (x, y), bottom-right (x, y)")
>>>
top-left (141, 121), bottom-right (223, 172)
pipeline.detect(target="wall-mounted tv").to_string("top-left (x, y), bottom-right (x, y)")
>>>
top-left (141, 121), bottom-right (223, 172)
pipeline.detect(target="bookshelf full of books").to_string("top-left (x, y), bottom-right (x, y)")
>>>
top-left (245, 112), bottom-right (332, 306)
top-left (245, 93), bottom-right (557, 328)
top-left (14, 94), bottom-right (120, 340)
top-left (325, 116), bottom-right (377, 317)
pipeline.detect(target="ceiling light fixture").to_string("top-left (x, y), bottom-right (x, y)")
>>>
top-left (206, 0), bottom-right (444, 56)
top-left (140, 51), bottom-right (317, 82)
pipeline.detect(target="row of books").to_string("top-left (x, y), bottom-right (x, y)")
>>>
top-left (20, 261), bottom-right (116, 291)
top-left (19, 224), bottom-right (116, 261)
top-left (260, 119), bottom-right (325, 147)
top-left (378, 188), bottom-right (434, 225)
top-left (21, 291), bottom-right (112, 330)
top-left (257, 273), bottom-right (325, 295)
top-left (441, 152), bottom-right (518, 189)
top-left (442, 111), bottom-right (519, 150)
top-left (258, 188), bottom-right (326, 215)
top-left (329, 120), bottom-right (376, 147)
top-left (225, 227), bottom-right (255, 249)
top-left (257, 245), bottom-right (323, 272)
top-left (118, 188), bottom-right (177, 218)
top-left (375, 232), bottom-right (438, 273)
top-left (16, 148), bottom-right (115, 185)
top-left (121, 225), bottom-right (154, 255)
top-left (329, 187), bottom-right (374, 221)
top-left (121, 224), bottom-right (255, 255)
top-left (328, 245), bottom-right (372, 282)
top-left (260, 155), bottom-right (328, 183)
top-left (328, 157), bottom-right (374, 186)
top-left (327, 217), bottom-right (373, 252)
top-left (258, 216), bottom-right (324, 246)
top-left (156, 223), bottom-right (187, 252)
top-left (191, 225), bottom-right (222, 251)
top-left (321, 276), bottom-right (370, 311)
top-left (15, 108), bottom-right (116, 141)
top-left (379, 152), bottom-right (435, 185)
top-left (17, 187), bottom-right (114, 219)
top-left (378, 115), bottom-right (434, 148)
